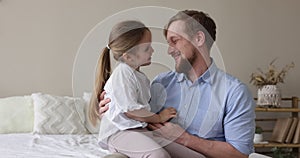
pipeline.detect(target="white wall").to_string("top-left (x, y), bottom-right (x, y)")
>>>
top-left (0, 0), bottom-right (299, 98)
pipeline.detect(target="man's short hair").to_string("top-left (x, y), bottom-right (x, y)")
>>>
top-left (164, 10), bottom-right (216, 50)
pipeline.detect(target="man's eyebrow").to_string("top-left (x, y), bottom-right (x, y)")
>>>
top-left (169, 35), bottom-right (181, 41)
top-left (166, 36), bottom-right (174, 44)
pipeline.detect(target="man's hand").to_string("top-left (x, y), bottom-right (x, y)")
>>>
top-left (149, 122), bottom-right (248, 158)
top-left (97, 91), bottom-right (110, 119)
top-left (148, 122), bottom-right (190, 146)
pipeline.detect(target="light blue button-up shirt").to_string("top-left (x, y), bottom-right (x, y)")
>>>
top-left (150, 61), bottom-right (255, 155)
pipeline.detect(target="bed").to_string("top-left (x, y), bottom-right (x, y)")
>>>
top-left (0, 133), bottom-right (109, 157)
top-left (0, 92), bottom-right (119, 158)
top-left (0, 93), bottom-right (270, 158)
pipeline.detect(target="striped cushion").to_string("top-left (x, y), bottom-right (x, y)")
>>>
top-left (32, 93), bottom-right (88, 134)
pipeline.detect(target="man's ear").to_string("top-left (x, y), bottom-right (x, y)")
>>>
top-left (194, 31), bottom-right (205, 47)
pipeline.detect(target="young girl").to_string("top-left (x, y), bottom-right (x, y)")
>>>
top-left (89, 20), bottom-right (177, 157)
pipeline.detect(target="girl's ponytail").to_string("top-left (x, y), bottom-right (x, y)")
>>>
top-left (89, 47), bottom-right (111, 126)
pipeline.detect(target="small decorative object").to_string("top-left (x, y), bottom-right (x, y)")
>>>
top-left (250, 59), bottom-right (295, 107)
top-left (257, 85), bottom-right (281, 107)
top-left (254, 126), bottom-right (263, 143)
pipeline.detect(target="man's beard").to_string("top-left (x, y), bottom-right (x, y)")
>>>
top-left (175, 51), bottom-right (196, 74)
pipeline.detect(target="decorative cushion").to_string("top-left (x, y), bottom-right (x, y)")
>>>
top-left (32, 93), bottom-right (88, 134)
top-left (83, 92), bottom-right (100, 134)
top-left (0, 96), bottom-right (34, 133)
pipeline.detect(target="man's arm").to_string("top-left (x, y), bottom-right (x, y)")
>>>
top-left (97, 91), bottom-right (110, 119)
top-left (180, 131), bottom-right (248, 158)
top-left (148, 122), bottom-right (247, 158)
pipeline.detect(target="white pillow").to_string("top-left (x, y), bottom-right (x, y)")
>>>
top-left (32, 93), bottom-right (88, 134)
top-left (83, 92), bottom-right (100, 134)
top-left (0, 96), bottom-right (34, 133)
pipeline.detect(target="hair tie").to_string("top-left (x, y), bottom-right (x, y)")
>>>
top-left (106, 44), bottom-right (110, 50)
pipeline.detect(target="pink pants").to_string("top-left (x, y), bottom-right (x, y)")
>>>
top-left (107, 128), bottom-right (206, 158)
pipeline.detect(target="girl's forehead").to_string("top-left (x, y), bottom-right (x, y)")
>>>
top-left (139, 30), bottom-right (152, 44)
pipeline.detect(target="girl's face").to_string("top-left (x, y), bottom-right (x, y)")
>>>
top-left (130, 30), bottom-right (154, 67)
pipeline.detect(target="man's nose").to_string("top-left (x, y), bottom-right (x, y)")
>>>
top-left (168, 46), bottom-right (176, 55)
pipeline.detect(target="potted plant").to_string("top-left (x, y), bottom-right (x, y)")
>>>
top-left (254, 126), bottom-right (264, 143)
top-left (271, 147), bottom-right (296, 158)
top-left (250, 59), bottom-right (295, 107)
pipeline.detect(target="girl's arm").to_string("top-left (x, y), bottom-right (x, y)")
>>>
top-left (125, 107), bottom-right (176, 123)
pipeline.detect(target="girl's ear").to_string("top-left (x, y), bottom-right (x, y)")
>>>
top-left (122, 53), bottom-right (129, 60)
top-left (122, 52), bottom-right (133, 62)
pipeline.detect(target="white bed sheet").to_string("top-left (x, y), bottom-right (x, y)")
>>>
top-left (0, 133), bottom-right (110, 158)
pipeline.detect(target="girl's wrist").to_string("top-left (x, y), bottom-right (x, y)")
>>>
top-left (158, 114), bottom-right (163, 123)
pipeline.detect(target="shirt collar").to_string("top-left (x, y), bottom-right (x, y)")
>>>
top-left (175, 59), bottom-right (218, 85)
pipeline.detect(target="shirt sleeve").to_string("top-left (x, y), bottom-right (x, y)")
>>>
top-left (108, 66), bottom-right (148, 112)
top-left (224, 83), bottom-right (256, 155)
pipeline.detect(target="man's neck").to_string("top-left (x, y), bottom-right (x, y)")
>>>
top-left (187, 57), bottom-right (211, 83)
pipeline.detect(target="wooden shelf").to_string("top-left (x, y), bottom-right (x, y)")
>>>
top-left (254, 143), bottom-right (300, 148)
top-left (255, 107), bottom-right (300, 112)
top-left (254, 97), bottom-right (300, 156)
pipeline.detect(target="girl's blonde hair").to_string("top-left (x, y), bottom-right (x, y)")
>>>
top-left (89, 20), bottom-right (150, 126)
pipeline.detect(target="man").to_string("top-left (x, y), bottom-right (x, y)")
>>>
top-left (100, 10), bottom-right (255, 158)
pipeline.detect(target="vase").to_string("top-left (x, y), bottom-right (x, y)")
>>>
top-left (257, 85), bottom-right (281, 108)
top-left (253, 133), bottom-right (263, 143)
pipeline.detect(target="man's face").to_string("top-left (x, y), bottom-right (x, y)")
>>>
top-left (166, 20), bottom-right (197, 73)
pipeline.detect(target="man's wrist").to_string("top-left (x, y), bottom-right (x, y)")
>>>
top-left (180, 132), bottom-right (191, 147)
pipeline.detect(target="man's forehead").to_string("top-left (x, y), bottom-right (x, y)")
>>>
top-left (166, 20), bottom-right (189, 39)
top-left (167, 20), bottom-right (185, 35)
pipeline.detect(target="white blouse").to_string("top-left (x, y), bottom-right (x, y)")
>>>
top-left (98, 62), bottom-right (151, 149)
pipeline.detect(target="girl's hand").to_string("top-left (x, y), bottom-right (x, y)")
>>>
top-left (158, 107), bottom-right (177, 123)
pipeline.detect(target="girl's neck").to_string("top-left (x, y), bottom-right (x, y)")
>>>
top-left (124, 61), bottom-right (140, 71)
